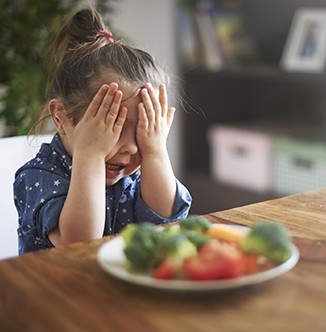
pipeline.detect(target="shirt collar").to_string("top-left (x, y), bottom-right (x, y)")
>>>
top-left (47, 133), bottom-right (72, 171)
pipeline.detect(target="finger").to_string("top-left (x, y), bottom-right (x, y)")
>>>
top-left (84, 84), bottom-right (110, 120)
top-left (137, 102), bottom-right (149, 130)
top-left (166, 107), bottom-right (176, 128)
top-left (113, 107), bottom-right (128, 133)
top-left (105, 89), bottom-right (123, 125)
top-left (97, 83), bottom-right (119, 120)
top-left (144, 83), bottom-right (162, 118)
top-left (159, 84), bottom-right (168, 117)
top-left (141, 88), bottom-right (155, 126)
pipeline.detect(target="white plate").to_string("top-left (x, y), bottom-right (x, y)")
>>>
top-left (97, 225), bottom-right (300, 293)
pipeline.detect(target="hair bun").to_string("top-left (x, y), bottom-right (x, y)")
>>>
top-left (69, 8), bottom-right (103, 45)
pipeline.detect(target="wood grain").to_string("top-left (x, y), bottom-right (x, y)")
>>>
top-left (0, 190), bottom-right (325, 332)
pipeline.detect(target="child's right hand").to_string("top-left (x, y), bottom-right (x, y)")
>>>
top-left (55, 83), bottom-right (127, 160)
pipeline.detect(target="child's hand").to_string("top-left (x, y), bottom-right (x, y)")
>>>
top-left (136, 83), bottom-right (177, 218)
top-left (136, 83), bottom-right (175, 157)
top-left (56, 83), bottom-right (127, 159)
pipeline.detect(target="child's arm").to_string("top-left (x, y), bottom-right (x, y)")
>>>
top-left (49, 84), bottom-right (127, 246)
top-left (136, 83), bottom-right (177, 218)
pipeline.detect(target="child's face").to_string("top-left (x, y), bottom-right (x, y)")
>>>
top-left (104, 83), bottom-right (142, 186)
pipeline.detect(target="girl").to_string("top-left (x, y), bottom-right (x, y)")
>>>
top-left (14, 7), bottom-right (192, 254)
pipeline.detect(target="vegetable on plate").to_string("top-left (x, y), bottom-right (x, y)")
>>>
top-left (120, 215), bottom-right (293, 281)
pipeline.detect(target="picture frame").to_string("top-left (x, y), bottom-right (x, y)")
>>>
top-left (281, 8), bottom-right (326, 73)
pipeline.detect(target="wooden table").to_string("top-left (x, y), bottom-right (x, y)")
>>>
top-left (0, 190), bottom-right (325, 332)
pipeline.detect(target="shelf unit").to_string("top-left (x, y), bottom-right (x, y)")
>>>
top-left (182, 66), bottom-right (326, 214)
top-left (178, 1), bottom-right (326, 214)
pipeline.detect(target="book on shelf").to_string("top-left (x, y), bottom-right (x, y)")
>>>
top-left (192, 0), bottom-right (225, 70)
top-left (178, 0), bottom-right (259, 70)
top-left (177, 2), bottom-right (197, 69)
top-left (213, 8), bottom-right (259, 65)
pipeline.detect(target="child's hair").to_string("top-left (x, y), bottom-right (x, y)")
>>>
top-left (33, 6), bottom-right (169, 133)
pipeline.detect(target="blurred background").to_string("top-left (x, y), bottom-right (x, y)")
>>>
top-left (2, 0), bottom-right (326, 216)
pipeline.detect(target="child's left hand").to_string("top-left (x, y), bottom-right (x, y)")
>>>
top-left (136, 83), bottom-right (175, 156)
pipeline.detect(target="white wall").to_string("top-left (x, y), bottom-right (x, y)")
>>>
top-left (110, 0), bottom-right (183, 176)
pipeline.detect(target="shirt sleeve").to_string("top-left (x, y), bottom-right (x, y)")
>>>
top-left (14, 168), bottom-right (69, 246)
top-left (133, 178), bottom-right (192, 224)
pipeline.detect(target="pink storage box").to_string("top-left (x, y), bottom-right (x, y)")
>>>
top-left (208, 125), bottom-right (272, 192)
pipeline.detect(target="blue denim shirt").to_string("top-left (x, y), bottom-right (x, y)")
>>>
top-left (14, 134), bottom-right (192, 254)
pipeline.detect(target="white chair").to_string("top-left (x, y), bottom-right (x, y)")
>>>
top-left (0, 135), bottom-right (52, 259)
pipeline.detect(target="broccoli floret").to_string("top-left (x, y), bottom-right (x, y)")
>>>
top-left (156, 233), bottom-right (197, 262)
top-left (121, 223), bottom-right (165, 272)
top-left (182, 230), bottom-right (210, 249)
top-left (121, 223), bottom-right (197, 272)
top-left (179, 215), bottom-right (212, 233)
top-left (120, 223), bottom-right (138, 245)
top-left (162, 224), bottom-right (180, 236)
top-left (240, 221), bottom-right (292, 264)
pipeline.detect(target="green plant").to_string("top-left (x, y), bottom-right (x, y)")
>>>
top-left (0, 0), bottom-right (115, 136)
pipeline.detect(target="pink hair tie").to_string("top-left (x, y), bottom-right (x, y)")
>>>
top-left (98, 29), bottom-right (114, 43)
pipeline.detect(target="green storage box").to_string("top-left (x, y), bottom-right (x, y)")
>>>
top-left (273, 137), bottom-right (326, 195)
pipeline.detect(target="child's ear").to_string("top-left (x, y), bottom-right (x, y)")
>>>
top-left (48, 99), bottom-right (67, 135)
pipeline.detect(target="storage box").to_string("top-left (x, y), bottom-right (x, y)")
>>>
top-left (208, 125), bottom-right (272, 192)
top-left (272, 137), bottom-right (326, 195)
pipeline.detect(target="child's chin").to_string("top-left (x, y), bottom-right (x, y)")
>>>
top-left (105, 177), bottom-right (120, 187)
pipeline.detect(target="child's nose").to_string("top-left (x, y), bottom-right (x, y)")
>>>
top-left (119, 136), bottom-right (138, 155)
